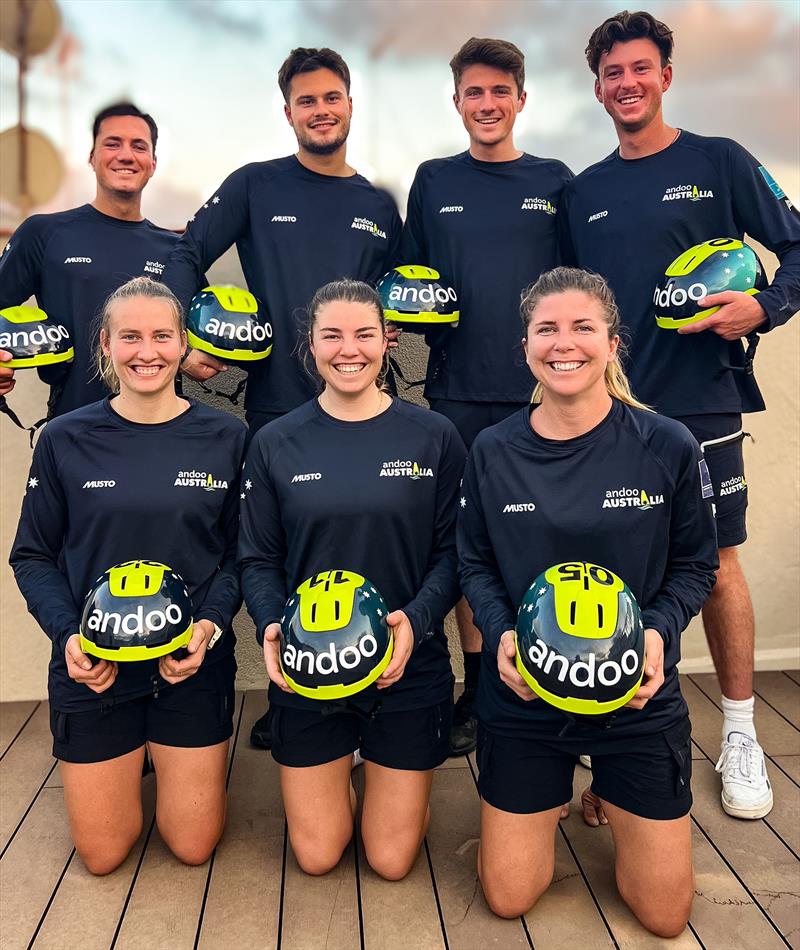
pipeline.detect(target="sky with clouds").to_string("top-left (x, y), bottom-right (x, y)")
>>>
top-left (0, 0), bottom-right (798, 229)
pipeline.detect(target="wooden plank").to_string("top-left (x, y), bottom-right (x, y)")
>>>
top-left (690, 673), bottom-right (800, 756)
top-left (690, 759), bottom-right (800, 943)
top-left (0, 788), bottom-right (74, 950)
top-left (0, 701), bottom-right (56, 852)
top-left (32, 780), bottom-right (157, 950)
top-left (784, 671), bottom-right (800, 687)
top-left (690, 822), bottom-right (786, 949)
top-left (772, 756), bottom-right (800, 785)
top-left (526, 830), bottom-right (615, 950)
top-left (426, 766), bottom-right (529, 949)
top-left (0, 700), bottom-right (38, 758)
top-left (115, 692), bottom-right (245, 950)
top-left (764, 764), bottom-right (800, 857)
top-left (358, 833), bottom-right (445, 950)
top-left (754, 672), bottom-right (800, 730)
top-left (281, 842), bottom-right (359, 950)
top-left (197, 691), bottom-right (284, 950)
top-left (558, 792), bottom-right (700, 949)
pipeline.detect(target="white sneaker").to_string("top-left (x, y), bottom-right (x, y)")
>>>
top-left (715, 731), bottom-right (773, 819)
top-left (578, 755), bottom-right (592, 769)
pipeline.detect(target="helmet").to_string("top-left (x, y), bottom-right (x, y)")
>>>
top-left (515, 561), bottom-right (645, 716)
top-left (186, 285), bottom-right (273, 363)
top-left (0, 305), bottom-right (73, 367)
top-left (654, 238), bottom-right (766, 329)
top-left (279, 570), bottom-right (393, 700)
top-left (79, 560), bottom-right (193, 661)
top-left (376, 265), bottom-right (459, 327)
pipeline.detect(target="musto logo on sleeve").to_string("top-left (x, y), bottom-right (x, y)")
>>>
top-left (279, 570), bottom-right (394, 700)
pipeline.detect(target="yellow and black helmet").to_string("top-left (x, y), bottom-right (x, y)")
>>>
top-left (187, 285), bottom-right (273, 363)
top-left (376, 265), bottom-right (459, 327)
top-left (0, 305), bottom-right (74, 368)
top-left (79, 560), bottom-right (193, 661)
top-left (515, 561), bottom-right (644, 716)
top-left (279, 570), bottom-right (393, 700)
top-left (654, 237), bottom-right (766, 329)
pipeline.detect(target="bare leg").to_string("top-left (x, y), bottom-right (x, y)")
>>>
top-left (701, 546), bottom-right (754, 700)
top-left (361, 763), bottom-right (434, 880)
top-left (60, 747), bottom-right (145, 875)
top-left (149, 739), bottom-right (229, 865)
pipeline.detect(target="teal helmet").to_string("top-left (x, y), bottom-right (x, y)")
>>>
top-left (654, 238), bottom-right (766, 329)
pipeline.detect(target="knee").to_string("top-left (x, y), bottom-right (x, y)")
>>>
top-left (159, 821), bottom-right (222, 867)
top-left (479, 860), bottom-right (550, 919)
top-left (618, 877), bottom-right (693, 938)
top-left (365, 842), bottom-right (418, 881)
top-left (292, 830), bottom-right (351, 877)
top-left (77, 827), bottom-right (140, 876)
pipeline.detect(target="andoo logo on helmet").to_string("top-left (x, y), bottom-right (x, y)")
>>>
top-left (187, 285), bottom-right (273, 362)
top-left (79, 560), bottom-right (193, 662)
top-left (0, 305), bottom-right (74, 368)
top-left (376, 265), bottom-right (460, 327)
top-left (279, 570), bottom-right (394, 700)
top-left (653, 238), bottom-right (764, 329)
top-left (515, 561), bottom-right (645, 716)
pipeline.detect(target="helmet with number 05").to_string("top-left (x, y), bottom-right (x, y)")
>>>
top-left (515, 561), bottom-right (645, 716)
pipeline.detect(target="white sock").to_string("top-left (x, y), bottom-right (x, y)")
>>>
top-left (721, 695), bottom-right (757, 743)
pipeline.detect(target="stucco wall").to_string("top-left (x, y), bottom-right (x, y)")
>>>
top-left (1, 243), bottom-right (797, 701)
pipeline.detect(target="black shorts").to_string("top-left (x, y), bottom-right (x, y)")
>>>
top-left (270, 697), bottom-right (452, 771)
top-left (477, 718), bottom-right (692, 820)
top-left (428, 399), bottom-right (528, 450)
top-left (51, 656), bottom-right (237, 764)
top-left (676, 413), bottom-right (748, 548)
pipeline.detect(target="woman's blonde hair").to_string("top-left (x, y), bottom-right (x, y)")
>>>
top-left (521, 266), bottom-right (650, 410)
top-left (94, 277), bottom-right (185, 392)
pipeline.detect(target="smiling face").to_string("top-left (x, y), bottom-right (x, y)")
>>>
top-left (309, 299), bottom-right (387, 397)
top-left (102, 295), bottom-right (185, 398)
top-left (284, 67), bottom-right (352, 156)
top-left (454, 63), bottom-right (525, 151)
top-left (524, 290), bottom-right (619, 403)
top-left (594, 37), bottom-right (671, 134)
top-left (90, 115), bottom-right (156, 199)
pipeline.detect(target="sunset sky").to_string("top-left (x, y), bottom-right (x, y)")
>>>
top-left (1, 0), bottom-right (798, 230)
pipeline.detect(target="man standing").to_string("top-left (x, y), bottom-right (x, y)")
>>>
top-left (163, 47), bottom-right (401, 436)
top-left (163, 48), bottom-right (401, 749)
top-left (0, 103), bottom-right (180, 418)
top-left (401, 38), bottom-right (573, 756)
top-left (561, 10), bottom-right (800, 818)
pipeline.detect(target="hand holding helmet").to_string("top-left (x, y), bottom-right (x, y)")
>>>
top-left (262, 621), bottom-right (292, 693)
top-left (676, 292), bottom-right (766, 340)
top-left (375, 609), bottom-right (414, 689)
top-left (624, 628), bottom-right (665, 709)
top-left (0, 350), bottom-right (15, 396)
top-left (64, 633), bottom-right (117, 694)
top-left (497, 629), bottom-right (536, 702)
top-left (159, 618), bottom-right (217, 684)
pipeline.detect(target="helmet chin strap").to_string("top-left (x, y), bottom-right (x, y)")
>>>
top-left (0, 383), bottom-right (60, 447)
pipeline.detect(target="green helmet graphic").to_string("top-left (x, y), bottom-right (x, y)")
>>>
top-left (654, 238), bottom-right (766, 329)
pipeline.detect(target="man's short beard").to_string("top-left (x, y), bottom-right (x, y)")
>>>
top-left (297, 127), bottom-right (349, 156)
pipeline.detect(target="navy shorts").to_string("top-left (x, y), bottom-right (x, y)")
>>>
top-left (477, 718), bottom-right (692, 820)
top-left (51, 655), bottom-right (237, 764)
top-left (269, 697), bottom-right (452, 771)
top-left (428, 399), bottom-right (528, 450)
top-left (676, 413), bottom-right (748, 548)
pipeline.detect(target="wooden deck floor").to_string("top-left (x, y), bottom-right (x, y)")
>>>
top-left (1, 673), bottom-right (798, 950)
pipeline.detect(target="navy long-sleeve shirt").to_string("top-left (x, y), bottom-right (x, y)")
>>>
top-left (10, 398), bottom-right (246, 711)
top-left (457, 400), bottom-right (718, 740)
top-left (560, 132), bottom-right (800, 417)
top-left (238, 397), bottom-right (465, 711)
top-left (162, 157), bottom-right (402, 415)
top-left (0, 205), bottom-right (179, 416)
top-left (401, 152), bottom-right (573, 402)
